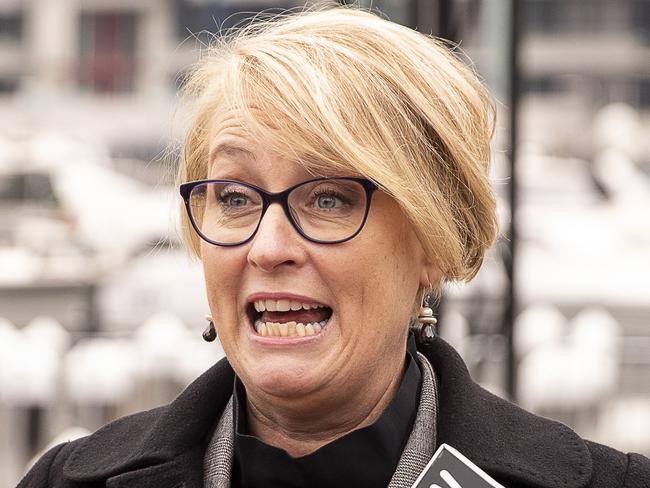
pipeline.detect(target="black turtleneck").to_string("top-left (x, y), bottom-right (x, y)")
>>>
top-left (230, 336), bottom-right (421, 488)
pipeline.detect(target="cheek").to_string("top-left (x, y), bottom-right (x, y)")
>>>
top-left (365, 218), bottom-right (420, 281)
top-left (330, 224), bottom-right (419, 320)
top-left (200, 245), bottom-right (241, 313)
top-left (365, 222), bottom-right (422, 314)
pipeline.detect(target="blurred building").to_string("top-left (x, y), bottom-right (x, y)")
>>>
top-left (449, 0), bottom-right (650, 158)
top-left (4, 0), bottom-right (646, 159)
top-left (0, 0), bottom-right (316, 158)
top-left (521, 0), bottom-right (650, 157)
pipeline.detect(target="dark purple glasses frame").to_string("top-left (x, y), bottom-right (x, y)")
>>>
top-left (179, 176), bottom-right (378, 246)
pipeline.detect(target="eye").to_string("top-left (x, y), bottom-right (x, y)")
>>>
top-left (216, 183), bottom-right (257, 209)
top-left (292, 179), bottom-right (361, 216)
top-left (315, 193), bottom-right (340, 209)
top-left (221, 192), bottom-right (249, 207)
top-left (309, 187), bottom-right (353, 211)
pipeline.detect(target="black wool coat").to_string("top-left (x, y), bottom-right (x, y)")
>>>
top-left (19, 337), bottom-right (650, 488)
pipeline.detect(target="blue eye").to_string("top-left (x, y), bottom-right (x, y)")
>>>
top-left (316, 194), bottom-right (339, 209)
top-left (216, 183), bottom-right (255, 207)
top-left (224, 193), bottom-right (249, 207)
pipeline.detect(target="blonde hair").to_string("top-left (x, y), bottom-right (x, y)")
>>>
top-left (178, 6), bottom-right (498, 286)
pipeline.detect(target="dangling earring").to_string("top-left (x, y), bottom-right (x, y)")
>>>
top-left (417, 289), bottom-right (437, 345)
top-left (203, 314), bottom-right (217, 342)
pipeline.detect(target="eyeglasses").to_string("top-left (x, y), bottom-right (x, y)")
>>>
top-left (180, 176), bottom-right (378, 246)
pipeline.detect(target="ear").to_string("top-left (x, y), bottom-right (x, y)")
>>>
top-left (412, 234), bottom-right (442, 289)
top-left (419, 259), bottom-right (443, 289)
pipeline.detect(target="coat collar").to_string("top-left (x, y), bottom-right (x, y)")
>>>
top-left (63, 337), bottom-right (592, 488)
top-left (63, 358), bottom-right (235, 487)
top-left (420, 338), bottom-right (593, 488)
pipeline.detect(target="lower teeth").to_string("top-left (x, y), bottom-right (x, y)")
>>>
top-left (255, 320), bottom-right (326, 337)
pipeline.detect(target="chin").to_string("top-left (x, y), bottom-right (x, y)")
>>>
top-left (248, 357), bottom-right (324, 399)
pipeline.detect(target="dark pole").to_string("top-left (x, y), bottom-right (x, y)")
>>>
top-left (505, 0), bottom-right (522, 401)
top-left (408, 0), bottom-right (418, 30)
top-left (437, 0), bottom-right (453, 41)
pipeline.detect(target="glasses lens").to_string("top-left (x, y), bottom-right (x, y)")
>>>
top-left (188, 181), bottom-right (262, 244)
top-left (288, 179), bottom-right (368, 242)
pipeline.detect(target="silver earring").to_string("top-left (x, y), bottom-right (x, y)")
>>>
top-left (417, 293), bottom-right (437, 345)
top-left (203, 314), bottom-right (217, 342)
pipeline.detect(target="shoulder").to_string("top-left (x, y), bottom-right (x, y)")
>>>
top-left (18, 358), bottom-right (234, 487)
top-left (586, 440), bottom-right (650, 488)
top-left (17, 405), bottom-right (171, 487)
top-left (18, 442), bottom-right (70, 488)
top-left (419, 337), bottom-right (650, 488)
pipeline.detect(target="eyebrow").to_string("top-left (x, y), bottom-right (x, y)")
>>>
top-left (209, 143), bottom-right (257, 165)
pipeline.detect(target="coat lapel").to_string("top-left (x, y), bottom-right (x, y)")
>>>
top-left (105, 447), bottom-right (204, 488)
top-left (63, 359), bottom-right (235, 487)
top-left (203, 397), bottom-right (235, 488)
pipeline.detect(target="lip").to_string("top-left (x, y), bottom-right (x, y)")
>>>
top-left (247, 325), bottom-right (328, 346)
top-left (245, 292), bottom-right (330, 307)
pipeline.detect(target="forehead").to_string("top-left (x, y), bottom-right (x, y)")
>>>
top-left (206, 107), bottom-right (312, 177)
top-left (208, 108), bottom-right (262, 166)
top-left (206, 109), bottom-right (303, 184)
top-left (204, 102), bottom-right (364, 183)
top-left (208, 107), bottom-right (253, 152)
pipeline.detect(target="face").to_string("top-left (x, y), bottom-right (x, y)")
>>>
top-left (200, 109), bottom-right (434, 411)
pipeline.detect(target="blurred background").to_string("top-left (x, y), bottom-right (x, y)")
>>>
top-left (1, 0), bottom-right (649, 485)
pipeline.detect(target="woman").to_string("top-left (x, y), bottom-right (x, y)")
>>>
top-left (20, 7), bottom-right (650, 488)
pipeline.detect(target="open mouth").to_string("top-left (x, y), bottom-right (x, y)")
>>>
top-left (247, 298), bottom-right (333, 337)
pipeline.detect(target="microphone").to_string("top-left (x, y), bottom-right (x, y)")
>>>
top-left (411, 444), bottom-right (505, 488)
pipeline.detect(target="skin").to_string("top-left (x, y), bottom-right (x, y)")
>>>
top-left (200, 108), bottom-right (439, 457)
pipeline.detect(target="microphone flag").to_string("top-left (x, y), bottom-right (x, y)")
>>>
top-left (410, 443), bottom-right (505, 488)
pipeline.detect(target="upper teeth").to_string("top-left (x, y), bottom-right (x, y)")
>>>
top-left (253, 299), bottom-right (325, 313)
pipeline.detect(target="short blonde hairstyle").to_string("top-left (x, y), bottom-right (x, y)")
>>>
top-left (178, 6), bottom-right (498, 285)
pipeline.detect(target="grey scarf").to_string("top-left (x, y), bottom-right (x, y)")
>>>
top-left (203, 352), bottom-right (438, 488)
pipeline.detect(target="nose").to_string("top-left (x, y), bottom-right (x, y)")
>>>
top-left (247, 203), bottom-right (307, 272)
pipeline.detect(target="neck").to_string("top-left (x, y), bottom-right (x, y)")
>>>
top-left (244, 354), bottom-right (407, 458)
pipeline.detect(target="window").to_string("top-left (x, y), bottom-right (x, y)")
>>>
top-left (639, 78), bottom-right (650, 108)
top-left (525, 0), bottom-right (624, 35)
top-left (632, 0), bottom-right (650, 44)
top-left (0, 77), bottom-right (19, 94)
top-left (0, 11), bottom-right (22, 42)
top-left (78, 11), bottom-right (138, 93)
top-left (523, 76), bottom-right (562, 95)
top-left (0, 173), bottom-right (57, 206)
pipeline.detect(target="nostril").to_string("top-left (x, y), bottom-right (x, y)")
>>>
top-left (247, 254), bottom-right (297, 271)
top-left (246, 238), bottom-right (301, 271)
